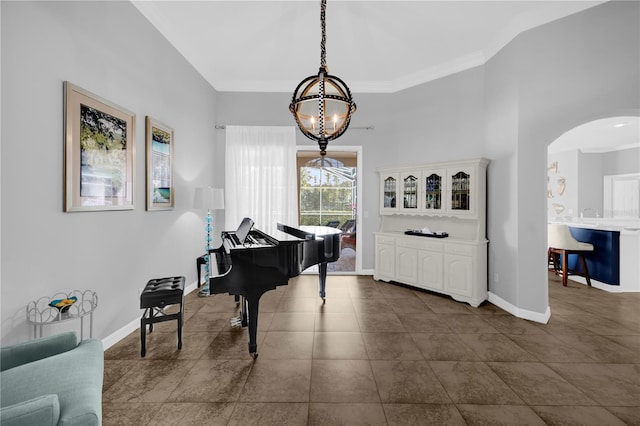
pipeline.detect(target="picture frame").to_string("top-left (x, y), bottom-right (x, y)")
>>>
top-left (64, 82), bottom-right (135, 212)
top-left (145, 116), bottom-right (175, 211)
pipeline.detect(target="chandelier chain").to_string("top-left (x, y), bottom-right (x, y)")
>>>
top-left (290, 0), bottom-right (355, 156)
top-left (320, 0), bottom-right (326, 68)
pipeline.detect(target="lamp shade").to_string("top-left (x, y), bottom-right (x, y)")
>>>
top-left (194, 187), bottom-right (224, 210)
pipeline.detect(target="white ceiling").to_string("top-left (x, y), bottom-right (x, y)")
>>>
top-left (132, 1), bottom-right (638, 153)
top-left (132, 0), bottom-right (605, 93)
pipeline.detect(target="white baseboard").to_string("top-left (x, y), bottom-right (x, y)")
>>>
top-left (487, 291), bottom-right (551, 324)
top-left (569, 276), bottom-right (639, 293)
top-left (101, 280), bottom-right (199, 351)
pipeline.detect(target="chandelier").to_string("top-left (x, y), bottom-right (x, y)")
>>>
top-left (289, 0), bottom-right (356, 156)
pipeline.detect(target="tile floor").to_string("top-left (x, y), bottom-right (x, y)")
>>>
top-left (103, 273), bottom-right (640, 425)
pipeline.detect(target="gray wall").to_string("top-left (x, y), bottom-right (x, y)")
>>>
top-left (1, 1), bottom-right (218, 345)
top-left (603, 147), bottom-right (640, 176)
top-left (484, 0), bottom-right (639, 314)
top-left (581, 147), bottom-right (640, 217)
top-left (393, 66), bottom-right (486, 164)
top-left (2, 1), bottom-right (639, 345)
top-left (578, 151), bottom-right (605, 217)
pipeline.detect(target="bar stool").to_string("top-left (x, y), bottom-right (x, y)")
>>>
top-left (548, 224), bottom-right (594, 287)
top-left (140, 276), bottom-right (185, 357)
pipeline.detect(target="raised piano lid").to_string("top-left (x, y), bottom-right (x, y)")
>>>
top-left (277, 223), bottom-right (343, 240)
top-left (300, 225), bottom-right (343, 237)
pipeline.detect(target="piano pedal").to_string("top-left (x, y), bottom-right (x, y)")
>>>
top-left (230, 316), bottom-right (243, 328)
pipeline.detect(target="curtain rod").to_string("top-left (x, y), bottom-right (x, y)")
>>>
top-left (215, 124), bottom-right (374, 130)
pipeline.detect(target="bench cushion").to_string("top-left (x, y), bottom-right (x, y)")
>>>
top-left (140, 276), bottom-right (185, 308)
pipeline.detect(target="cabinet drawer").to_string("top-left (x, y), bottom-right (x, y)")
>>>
top-left (376, 235), bottom-right (396, 245)
top-left (397, 237), bottom-right (443, 251)
top-left (444, 243), bottom-right (474, 256)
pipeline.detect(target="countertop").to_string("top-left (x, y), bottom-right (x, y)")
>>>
top-left (549, 218), bottom-right (640, 234)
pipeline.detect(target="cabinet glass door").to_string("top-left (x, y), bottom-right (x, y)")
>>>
top-left (383, 176), bottom-right (397, 208)
top-left (424, 173), bottom-right (442, 210)
top-left (450, 171), bottom-right (470, 210)
top-left (403, 175), bottom-right (418, 209)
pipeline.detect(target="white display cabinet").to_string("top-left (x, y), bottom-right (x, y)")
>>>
top-left (374, 158), bottom-right (489, 307)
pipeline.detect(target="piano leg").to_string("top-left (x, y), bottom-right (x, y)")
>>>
top-left (318, 262), bottom-right (328, 300)
top-left (246, 297), bottom-right (260, 359)
top-left (240, 296), bottom-right (248, 327)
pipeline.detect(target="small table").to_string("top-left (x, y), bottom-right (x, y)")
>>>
top-left (26, 290), bottom-right (98, 340)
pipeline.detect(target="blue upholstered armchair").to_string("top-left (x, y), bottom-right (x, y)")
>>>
top-left (0, 332), bottom-right (103, 425)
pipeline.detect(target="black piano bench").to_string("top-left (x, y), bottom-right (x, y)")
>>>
top-left (140, 276), bottom-right (185, 357)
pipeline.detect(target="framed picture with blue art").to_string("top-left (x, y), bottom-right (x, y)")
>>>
top-left (145, 116), bottom-right (174, 211)
top-left (64, 82), bottom-right (135, 212)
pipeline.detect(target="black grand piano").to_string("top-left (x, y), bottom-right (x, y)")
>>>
top-left (207, 218), bottom-right (342, 358)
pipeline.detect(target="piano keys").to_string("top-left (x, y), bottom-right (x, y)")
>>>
top-left (208, 219), bottom-right (342, 358)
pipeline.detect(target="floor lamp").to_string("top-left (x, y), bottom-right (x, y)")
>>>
top-left (195, 187), bottom-right (224, 296)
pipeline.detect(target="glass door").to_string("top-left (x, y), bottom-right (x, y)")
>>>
top-left (297, 150), bottom-right (358, 273)
top-left (384, 176), bottom-right (398, 208)
top-left (402, 174), bottom-right (419, 210)
top-left (450, 171), bottom-right (471, 211)
top-left (423, 171), bottom-right (443, 212)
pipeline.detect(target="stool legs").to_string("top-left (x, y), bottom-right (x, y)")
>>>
top-left (548, 248), bottom-right (560, 274)
top-left (140, 306), bottom-right (184, 357)
top-left (549, 248), bottom-right (592, 287)
top-left (177, 304), bottom-right (183, 350)
top-left (578, 254), bottom-right (592, 287)
top-left (140, 318), bottom-right (146, 357)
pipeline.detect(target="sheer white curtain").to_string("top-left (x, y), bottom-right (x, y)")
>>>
top-left (225, 126), bottom-right (298, 234)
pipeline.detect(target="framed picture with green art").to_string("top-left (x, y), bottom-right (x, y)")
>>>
top-left (145, 116), bottom-right (174, 211)
top-left (64, 82), bottom-right (135, 212)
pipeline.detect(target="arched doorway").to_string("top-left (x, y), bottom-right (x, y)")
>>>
top-left (546, 115), bottom-right (640, 292)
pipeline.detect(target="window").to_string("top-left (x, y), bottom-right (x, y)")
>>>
top-left (297, 153), bottom-right (356, 226)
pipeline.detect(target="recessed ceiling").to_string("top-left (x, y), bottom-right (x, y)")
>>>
top-left (132, 0), bottom-right (604, 93)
